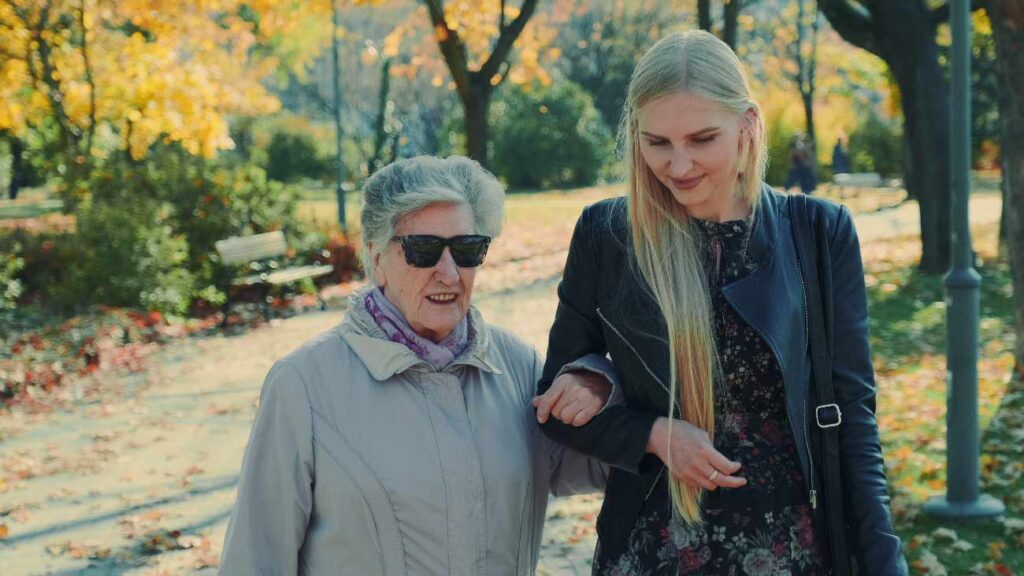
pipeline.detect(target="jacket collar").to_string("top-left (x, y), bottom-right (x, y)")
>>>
top-left (742, 182), bottom-right (781, 270)
top-left (339, 285), bottom-right (502, 381)
top-left (608, 182), bottom-right (780, 269)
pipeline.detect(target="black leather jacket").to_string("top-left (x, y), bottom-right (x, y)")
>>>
top-left (538, 185), bottom-right (907, 574)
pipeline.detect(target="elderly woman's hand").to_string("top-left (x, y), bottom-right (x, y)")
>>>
top-left (647, 417), bottom-right (747, 491)
top-left (532, 371), bottom-right (611, 427)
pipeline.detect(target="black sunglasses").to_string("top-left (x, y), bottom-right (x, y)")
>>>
top-left (391, 234), bottom-right (492, 268)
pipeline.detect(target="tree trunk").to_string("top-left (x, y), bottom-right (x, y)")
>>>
top-left (7, 135), bottom-right (26, 201)
top-left (875, 1), bottom-right (951, 272)
top-left (1001, 180), bottom-right (1010, 255)
top-left (464, 79), bottom-right (492, 167)
top-left (802, 92), bottom-right (815, 141)
top-left (699, 0), bottom-right (713, 31)
top-left (370, 58), bottom-right (393, 174)
top-left (989, 0), bottom-right (1024, 374)
top-left (819, 0), bottom-right (953, 272)
top-left (723, 0), bottom-right (741, 50)
top-left (802, 91), bottom-right (817, 162)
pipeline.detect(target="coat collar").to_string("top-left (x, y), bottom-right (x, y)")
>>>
top-left (338, 285), bottom-right (502, 381)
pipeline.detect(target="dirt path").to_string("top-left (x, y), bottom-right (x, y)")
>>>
top-left (0, 193), bottom-right (1002, 575)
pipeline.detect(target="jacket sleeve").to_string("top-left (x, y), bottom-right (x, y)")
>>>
top-left (220, 361), bottom-right (314, 575)
top-left (538, 205), bottom-right (659, 474)
top-left (528, 349), bottom-right (611, 496)
top-left (827, 207), bottom-right (908, 575)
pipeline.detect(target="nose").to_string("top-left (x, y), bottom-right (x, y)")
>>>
top-left (668, 147), bottom-right (694, 178)
top-left (433, 247), bottom-right (460, 284)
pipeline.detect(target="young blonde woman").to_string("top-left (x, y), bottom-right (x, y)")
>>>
top-left (534, 31), bottom-right (907, 575)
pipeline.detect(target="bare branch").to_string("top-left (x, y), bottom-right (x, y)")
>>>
top-left (478, 0), bottom-right (538, 81)
top-left (421, 0), bottom-right (471, 102)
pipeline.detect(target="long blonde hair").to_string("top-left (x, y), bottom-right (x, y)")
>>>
top-left (618, 30), bottom-right (768, 523)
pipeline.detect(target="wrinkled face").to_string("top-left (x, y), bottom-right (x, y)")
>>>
top-left (372, 202), bottom-right (477, 343)
top-left (638, 92), bottom-right (748, 220)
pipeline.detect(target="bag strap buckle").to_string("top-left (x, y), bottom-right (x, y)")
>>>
top-left (815, 403), bottom-right (842, 429)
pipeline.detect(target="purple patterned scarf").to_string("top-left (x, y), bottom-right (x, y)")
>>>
top-left (364, 287), bottom-right (469, 370)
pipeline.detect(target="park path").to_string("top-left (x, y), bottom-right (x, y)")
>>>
top-left (0, 193), bottom-right (1002, 575)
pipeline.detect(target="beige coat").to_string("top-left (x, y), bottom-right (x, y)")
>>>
top-left (220, 293), bottom-right (608, 575)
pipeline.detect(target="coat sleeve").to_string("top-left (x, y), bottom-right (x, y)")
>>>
top-left (827, 206), bottom-right (908, 575)
top-left (552, 352), bottom-right (625, 415)
top-left (533, 349), bottom-right (610, 496)
top-left (538, 205), bottom-right (659, 474)
top-left (220, 361), bottom-right (315, 575)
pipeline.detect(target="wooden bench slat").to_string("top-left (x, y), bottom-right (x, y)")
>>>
top-left (833, 172), bottom-right (883, 187)
top-left (232, 264), bottom-right (334, 286)
top-left (215, 231), bottom-right (288, 265)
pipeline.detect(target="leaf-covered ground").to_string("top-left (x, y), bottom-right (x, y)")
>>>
top-left (865, 225), bottom-right (1023, 575)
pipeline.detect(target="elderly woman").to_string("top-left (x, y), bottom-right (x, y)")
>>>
top-left (220, 155), bottom-right (613, 575)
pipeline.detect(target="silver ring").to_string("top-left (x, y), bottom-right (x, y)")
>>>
top-left (707, 469), bottom-right (720, 482)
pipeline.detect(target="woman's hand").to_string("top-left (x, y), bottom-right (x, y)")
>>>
top-left (532, 371), bottom-right (611, 426)
top-left (646, 417), bottom-right (747, 491)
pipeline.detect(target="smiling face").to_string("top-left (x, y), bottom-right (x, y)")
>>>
top-left (372, 202), bottom-right (477, 343)
top-left (638, 91), bottom-right (750, 221)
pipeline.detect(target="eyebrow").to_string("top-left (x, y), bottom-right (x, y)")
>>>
top-left (641, 127), bottom-right (720, 139)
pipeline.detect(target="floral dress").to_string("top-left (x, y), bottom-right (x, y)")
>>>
top-left (594, 218), bottom-right (831, 576)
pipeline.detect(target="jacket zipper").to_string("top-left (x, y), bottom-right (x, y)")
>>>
top-left (595, 307), bottom-right (673, 398)
top-left (596, 306), bottom-right (674, 502)
top-left (796, 251), bottom-right (818, 509)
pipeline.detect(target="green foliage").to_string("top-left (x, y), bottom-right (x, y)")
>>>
top-left (765, 114), bottom-right (798, 186)
top-left (53, 198), bottom-right (196, 316)
top-left (848, 113), bottom-right (904, 177)
top-left (265, 131), bottom-right (328, 183)
top-left (16, 145), bottom-right (317, 315)
top-left (491, 82), bottom-right (613, 190)
top-left (1, 242), bottom-right (25, 310)
top-left (555, 0), bottom-right (679, 131)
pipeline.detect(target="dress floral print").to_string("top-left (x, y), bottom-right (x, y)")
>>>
top-left (594, 218), bottom-right (831, 575)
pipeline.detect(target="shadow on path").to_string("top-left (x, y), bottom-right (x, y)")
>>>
top-left (0, 475), bottom-right (238, 547)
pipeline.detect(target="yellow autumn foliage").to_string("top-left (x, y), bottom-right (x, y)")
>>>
top-left (0, 0), bottom-right (381, 161)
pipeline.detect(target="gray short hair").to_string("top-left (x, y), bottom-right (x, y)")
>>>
top-left (360, 155), bottom-right (505, 282)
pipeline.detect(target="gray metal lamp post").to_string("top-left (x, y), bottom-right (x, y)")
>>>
top-left (922, 0), bottom-right (1005, 520)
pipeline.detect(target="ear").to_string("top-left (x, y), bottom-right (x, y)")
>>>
top-left (370, 244), bottom-right (387, 289)
top-left (739, 108), bottom-right (761, 146)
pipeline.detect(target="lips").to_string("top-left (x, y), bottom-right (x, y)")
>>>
top-left (671, 174), bottom-right (705, 190)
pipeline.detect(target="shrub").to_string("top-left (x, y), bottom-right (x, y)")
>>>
top-left (491, 82), bottom-right (613, 189)
top-left (849, 113), bottom-right (904, 177)
top-left (1, 243), bottom-right (24, 310)
top-left (265, 131), bottom-right (327, 183)
top-left (52, 197), bottom-right (196, 316)
top-left (765, 115), bottom-right (799, 187)
top-left (45, 148), bottom-right (312, 314)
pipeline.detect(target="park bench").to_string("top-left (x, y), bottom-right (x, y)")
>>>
top-left (831, 171), bottom-right (906, 210)
top-left (833, 172), bottom-right (884, 189)
top-left (215, 230), bottom-right (333, 323)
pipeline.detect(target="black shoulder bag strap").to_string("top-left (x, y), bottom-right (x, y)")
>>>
top-left (790, 194), bottom-right (852, 575)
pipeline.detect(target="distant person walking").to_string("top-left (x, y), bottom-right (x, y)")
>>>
top-left (832, 135), bottom-right (851, 175)
top-left (785, 133), bottom-right (817, 194)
